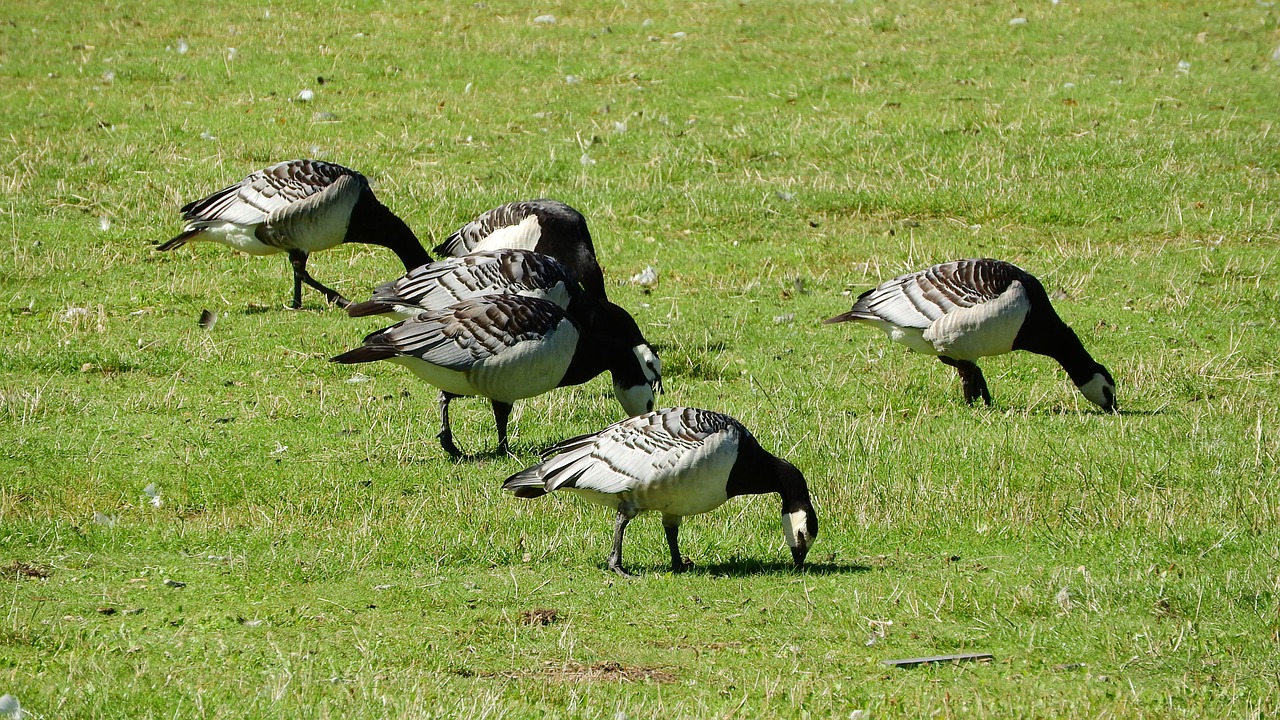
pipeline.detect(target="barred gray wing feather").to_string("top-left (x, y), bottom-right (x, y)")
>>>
top-left (373, 295), bottom-right (567, 371)
top-left (506, 408), bottom-right (742, 496)
top-left (435, 201), bottom-right (543, 256)
top-left (853, 259), bottom-right (1026, 328)
top-left (180, 160), bottom-right (361, 226)
top-left (375, 251), bottom-right (576, 311)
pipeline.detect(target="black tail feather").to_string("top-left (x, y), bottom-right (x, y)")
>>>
top-left (330, 345), bottom-right (398, 364)
top-left (157, 229), bottom-right (201, 251)
top-left (345, 300), bottom-right (396, 318)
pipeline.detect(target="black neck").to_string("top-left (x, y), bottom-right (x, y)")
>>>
top-left (1015, 317), bottom-right (1103, 387)
top-left (726, 438), bottom-right (811, 507)
top-left (559, 334), bottom-right (610, 388)
top-left (345, 191), bottom-right (432, 270)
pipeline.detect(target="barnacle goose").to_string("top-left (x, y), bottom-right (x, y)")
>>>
top-left (825, 258), bottom-right (1116, 411)
top-left (330, 295), bottom-right (661, 457)
top-left (433, 199), bottom-right (607, 301)
top-left (503, 407), bottom-right (818, 576)
top-left (159, 160), bottom-right (429, 308)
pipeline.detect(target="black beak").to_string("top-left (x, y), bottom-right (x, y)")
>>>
top-left (791, 545), bottom-right (809, 569)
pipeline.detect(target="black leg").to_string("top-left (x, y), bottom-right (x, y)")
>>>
top-left (939, 356), bottom-right (992, 406)
top-left (437, 391), bottom-right (462, 458)
top-left (491, 400), bottom-right (514, 454)
top-left (607, 509), bottom-right (636, 578)
top-left (663, 515), bottom-right (688, 573)
top-left (287, 250), bottom-right (306, 309)
top-left (288, 249), bottom-right (350, 308)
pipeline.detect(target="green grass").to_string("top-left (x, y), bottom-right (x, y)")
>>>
top-left (3, 0), bottom-right (1280, 717)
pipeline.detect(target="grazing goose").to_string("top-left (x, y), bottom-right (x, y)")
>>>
top-left (825, 258), bottom-right (1116, 411)
top-left (503, 407), bottom-right (818, 577)
top-left (433, 199), bottom-right (608, 301)
top-left (159, 159), bottom-right (430, 309)
top-left (345, 249), bottom-right (579, 321)
top-left (330, 294), bottom-right (661, 457)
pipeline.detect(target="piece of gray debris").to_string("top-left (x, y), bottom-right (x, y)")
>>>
top-left (883, 652), bottom-right (994, 668)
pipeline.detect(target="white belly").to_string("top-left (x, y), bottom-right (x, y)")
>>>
top-left (921, 286), bottom-right (1030, 360)
top-left (192, 222), bottom-right (281, 256)
top-left (565, 485), bottom-right (731, 519)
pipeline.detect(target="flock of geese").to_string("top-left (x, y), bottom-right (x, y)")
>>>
top-left (160, 159), bottom-right (1117, 576)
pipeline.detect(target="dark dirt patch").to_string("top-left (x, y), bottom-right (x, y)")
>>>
top-left (480, 661), bottom-right (677, 684)
top-left (3, 560), bottom-right (51, 579)
top-left (520, 607), bottom-right (560, 626)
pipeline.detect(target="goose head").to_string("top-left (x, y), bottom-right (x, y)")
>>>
top-left (776, 459), bottom-right (818, 568)
top-left (1076, 365), bottom-right (1117, 412)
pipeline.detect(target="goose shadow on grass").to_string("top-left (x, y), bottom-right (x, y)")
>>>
top-left (610, 558), bottom-right (873, 578)
top-left (1017, 406), bottom-right (1162, 417)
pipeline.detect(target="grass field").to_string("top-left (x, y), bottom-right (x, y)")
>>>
top-left (3, 0), bottom-right (1280, 717)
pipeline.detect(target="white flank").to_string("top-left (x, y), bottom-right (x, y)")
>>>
top-left (472, 215), bottom-right (543, 253)
top-left (626, 431), bottom-right (736, 517)
top-left (393, 319), bottom-right (579, 402)
top-left (276, 186), bottom-right (359, 253)
top-left (921, 281), bottom-right (1030, 360)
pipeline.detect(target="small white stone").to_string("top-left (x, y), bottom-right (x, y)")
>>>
top-left (464, 82), bottom-right (473, 93)
top-left (579, 153), bottom-right (596, 167)
top-left (1177, 60), bottom-right (1191, 73)
top-left (1008, 17), bottom-right (1027, 26)
top-left (97, 216), bottom-right (111, 232)
top-left (613, 121), bottom-right (627, 133)
top-left (0, 694), bottom-right (22, 719)
top-left (297, 88), bottom-right (314, 101)
top-left (533, 14), bottom-right (556, 24)
top-left (199, 130), bottom-right (216, 140)
top-left (671, 31), bottom-right (686, 38)
top-left (564, 74), bottom-right (581, 84)
top-left (226, 47), bottom-right (237, 61)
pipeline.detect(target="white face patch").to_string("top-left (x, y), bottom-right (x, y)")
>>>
top-left (781, 509), bottom-right (811, 550)
top-left (614, 380), bottom-right (655, 416)
top-left (1078, 372), bottom-right (1115, 410)
top-left (632, 344), bottom-right (662, 393)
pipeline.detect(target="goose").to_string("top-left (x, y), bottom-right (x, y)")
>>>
top-left (502, 407), bottom-right (818, 577)
top-left (824, 258), bottom-right (1116, 411)
top-left (330, 294), bottom-right (661, 457)
top-left (433, 199), bottom-right (607, 301)
top-left (345, 249), bottom-right (579, 321)
top-left (158, 159), bottom-right (430, 309)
